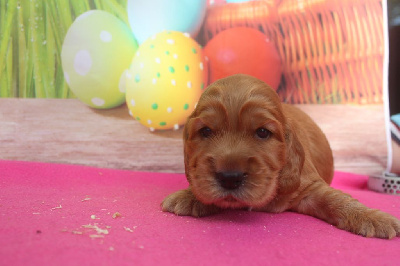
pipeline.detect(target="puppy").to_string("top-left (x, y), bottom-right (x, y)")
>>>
top-left (162, 74), bottom-right (400, 239)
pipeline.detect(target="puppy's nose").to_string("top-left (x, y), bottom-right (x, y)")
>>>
top-left (216, 171), bottom-right (246, 190)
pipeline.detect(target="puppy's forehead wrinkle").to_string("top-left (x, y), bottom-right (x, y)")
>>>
top-left (201, 81), bottom-right (284, 130)
top-left (204, 82), bottom-right (251, 106)
top-left (240, 100), bottom-right (278, 120)
top-left (196, 100), bottom-right (229, 126)
top-left (248, 93), bottom-right (283, 115)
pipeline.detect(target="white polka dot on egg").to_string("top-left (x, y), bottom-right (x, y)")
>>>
top-left (74, 50), bottom-right (92, 76)
top-left (187, 81), bottom-right (192, 89)
top-left (167, 107), bottom-right (173, 113)
top-left (171, 79), bottom-right (176, 86)
top-left (126, 71), bottom-right (132, 79)
top-left (91, 97), bottom-right (105, 106)
top-left (167, 39), bottom-right (175, 45)
top-left (130, 99), bottom-right (135, 106)
top-left (155, 58), bottom-right (161, 64)
top-left (100, 30), bottom-right (112, 42)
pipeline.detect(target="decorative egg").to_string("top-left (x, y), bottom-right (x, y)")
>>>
top-left (204, 27), bottom-right (282, 90)
top-left (126, 31), bottom-right (208, 131)
top-left (127, 0), bottom-right (207, 44)
top-left (61, 10), bottom-right (138, 109)
top-left (226, 0), bottom-right (252, 3)
top-left (208, 0), bottom-right (227, 5)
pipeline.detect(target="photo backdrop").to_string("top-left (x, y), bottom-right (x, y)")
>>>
top-left (1, 0), bottom-right (397, 174)
top-left (0, 0), bottom-right (385, 104)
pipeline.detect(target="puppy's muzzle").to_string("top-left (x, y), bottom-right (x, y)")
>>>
top-left (216, 171), bottom-right (247, 190)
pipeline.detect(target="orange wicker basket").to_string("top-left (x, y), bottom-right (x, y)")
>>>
top-left (201, 0), bottom-right (384, 104)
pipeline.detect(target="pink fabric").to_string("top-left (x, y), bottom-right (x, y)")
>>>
top-left (1, 160), bottom-right (399, 266)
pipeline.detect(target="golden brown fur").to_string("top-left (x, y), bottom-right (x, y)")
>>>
top-left (162, 74), bottom-right (400, 239)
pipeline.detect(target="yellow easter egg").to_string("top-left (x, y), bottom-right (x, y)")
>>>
top-left (126, 31), bottom-right (208, 131)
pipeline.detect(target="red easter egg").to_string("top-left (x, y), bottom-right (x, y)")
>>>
top-left (204, 27), bottom-right (282, 90)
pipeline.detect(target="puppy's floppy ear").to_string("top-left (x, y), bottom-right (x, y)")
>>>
top-left (183, 115), bottom-right (196, 183)
top-left (183, 118), bottom-right (191, 181)
top-left (278, 120), bottom-right (305, 194)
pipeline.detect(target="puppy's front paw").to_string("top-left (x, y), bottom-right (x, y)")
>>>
top-left (338, 209), bottom-right (400, 239)
top-left (161, 189), bottom-right (220, 217)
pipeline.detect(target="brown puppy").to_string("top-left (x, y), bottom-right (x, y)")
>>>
top-left (162, 74), bottom-right (400, 239)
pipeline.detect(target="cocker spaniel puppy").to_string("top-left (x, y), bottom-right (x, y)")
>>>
top-left (162, 74), bottom-right (400, 239)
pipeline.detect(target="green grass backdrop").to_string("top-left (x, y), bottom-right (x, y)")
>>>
top-left (0, 0), bottom-right (127, 98)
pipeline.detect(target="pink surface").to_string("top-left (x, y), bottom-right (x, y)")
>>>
top-left (1, 160), bottom-right (399, 266)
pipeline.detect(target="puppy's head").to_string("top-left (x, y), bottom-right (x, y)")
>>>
top-left (183, 74), bottom-right (304, 209)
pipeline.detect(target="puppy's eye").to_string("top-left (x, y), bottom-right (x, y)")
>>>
top-left (199, 127), bottom-right (213, 138)
top-left (256, 127), bottom-right (272, 139)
